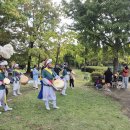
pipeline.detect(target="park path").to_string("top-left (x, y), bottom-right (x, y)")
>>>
top-left (107, 86), bottom-right (130, 118)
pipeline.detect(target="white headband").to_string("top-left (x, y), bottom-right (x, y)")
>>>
top-left (46, 59), bottom-right (52, 65)
top-left (14, 64), bottom-right (19, 68)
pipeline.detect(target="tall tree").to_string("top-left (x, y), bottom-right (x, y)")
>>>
top-left (22, 0), bottom-right (60, 72)
top-left (0, 0), bottom-right (27, 45)
top-left (63, 0), bottom-right (130, 72)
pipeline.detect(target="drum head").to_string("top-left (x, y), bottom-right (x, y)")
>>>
top-left (3, 78), bottom-right (10, 85)
top-left (53, 79), bottom-right (64, 89)
top-left (20, 75), bottom-right (29, 85)
top-left (102, 79), bottom-right (105, 83)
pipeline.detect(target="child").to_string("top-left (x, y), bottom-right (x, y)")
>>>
top-left (69, 70), bottom-right (75, 88)
top-left (94, 76), bottom-right (103, 90)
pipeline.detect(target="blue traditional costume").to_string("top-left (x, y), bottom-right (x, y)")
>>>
top-left (38, 59), bottom-right (59, 110)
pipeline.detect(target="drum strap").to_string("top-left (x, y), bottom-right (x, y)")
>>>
top-left (49, 80), bottom-right (53, 83)
top-left (44, 68), bottom-right (52, 75)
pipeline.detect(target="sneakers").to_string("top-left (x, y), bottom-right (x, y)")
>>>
top-left (46, 106), bottom-right (59, 110)
top-left (46, 107), bottom-right (50, 111)
top-left (53, 106), bottom-right (59, 109)
top-left (13, 91), bottom-right (18, 96)
top-left (17, 93), bottom-right (22, 95)
top-left (5, 107), bottom-right (13, 112)
top-left (61, 93), bottom-right (67, 96)
top-left (13, 93), bottom-right (18, 96)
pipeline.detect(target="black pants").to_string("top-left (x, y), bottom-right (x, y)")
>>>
top-left (6, 88), bottom-right (8, 96)
top-left (70, 79), bottom-right (74, 87)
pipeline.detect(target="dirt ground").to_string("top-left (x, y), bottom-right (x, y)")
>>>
top-left (105, 86), bottom-right (130, 119)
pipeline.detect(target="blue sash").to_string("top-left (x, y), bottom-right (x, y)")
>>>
top-left (38, 80), bottom-right (43, 99)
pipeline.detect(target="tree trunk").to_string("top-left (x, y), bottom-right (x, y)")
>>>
top-left (38, 54), bottom-right (40, 70)
top-left (27, 42), bottom-right (34, 73)
top-left (113, 49), bottom-right (119, 73)
top-left (27, 55), bottom-right (31, 73)
top-left (113, 57), bottom-right (118, 73)
top-left (55, 43), bottom-right (60, 67)
top-left (84, 58), bottom-right (87, 65)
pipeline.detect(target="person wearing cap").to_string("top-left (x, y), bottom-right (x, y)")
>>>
top-left (12, 64), bottom-right (22, 96)
top-left (41, 59), bottom-right (59, 110)
top-left (0, 60), bottom-right (12, 114)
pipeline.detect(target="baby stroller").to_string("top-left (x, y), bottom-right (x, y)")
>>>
top-left (112, 74), bottom-right (124, 89)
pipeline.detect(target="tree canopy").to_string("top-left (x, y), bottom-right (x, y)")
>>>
top-left (1, 0), bottom-right (130, 71)
top-left (62, 0), bottom-right (130, 72)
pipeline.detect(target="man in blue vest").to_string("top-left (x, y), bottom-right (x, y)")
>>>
top-left (32, 65), bottom-right (39, 89)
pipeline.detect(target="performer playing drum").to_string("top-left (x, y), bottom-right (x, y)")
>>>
top-left (0, 44), bottom-right (14, 114)
top-left (0, 61), bottom-right (13, 114)
top-left (39, 59), bottom-right (59, 110)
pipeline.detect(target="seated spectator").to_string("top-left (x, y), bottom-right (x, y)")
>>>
top-left (94, 76), bottom-right (103, 90)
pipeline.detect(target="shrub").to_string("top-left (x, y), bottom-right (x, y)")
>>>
top-left (91, 71), bottom-right (103, 82)
top-left (81, 66), bottom-right (107, 73)
top-left (85, 67), bottom-right (95, 73)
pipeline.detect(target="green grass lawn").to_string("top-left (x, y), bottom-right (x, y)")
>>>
top-left (0, 70), bottom-right (130, 130)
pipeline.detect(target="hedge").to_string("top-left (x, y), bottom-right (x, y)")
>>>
top-left (81, 66), bottom-right (107, 73)
top-left (91, 71), bottom-right (104, 82)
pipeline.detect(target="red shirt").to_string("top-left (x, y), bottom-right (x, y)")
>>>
top-left (122, 69), bottom-right (129, 77)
